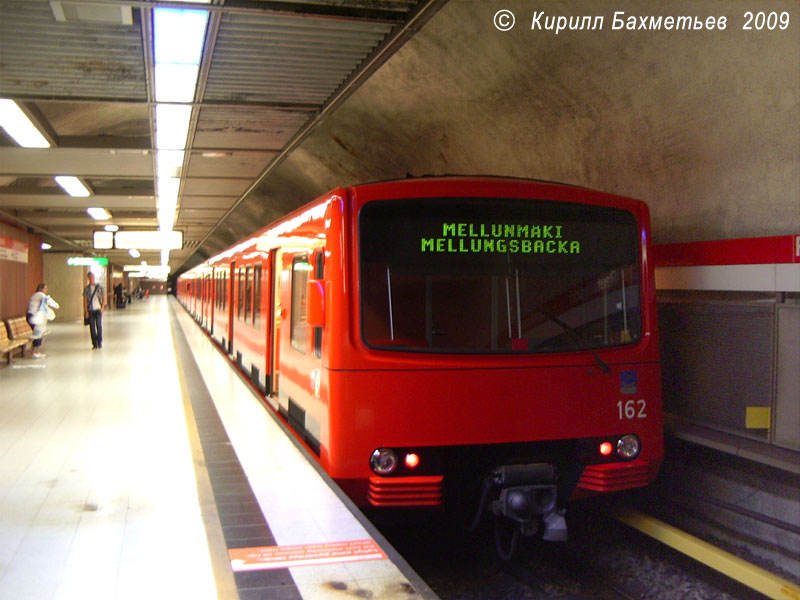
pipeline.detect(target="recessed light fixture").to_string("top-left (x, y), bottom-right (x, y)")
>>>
top-left (41, 242), bottom-right (52, 250)
top-left (129, 248), bottom-right (141, 258)
top-left (93, 231), bottom-right (113, 249)
top-left (50, 1), bottom-right (134, 25)
top-left (87, 207), bottom-right (112, 220)
top-left (115, 230), bottom-right (183, 250)
top-left (56, 176), bottom-right (92, 197)
top-left (0, 99), bottom-right (51, 148)
top-left (104, 224), bottom-right (119, 232)
top-left (153, 5), bottom-right (209, 267)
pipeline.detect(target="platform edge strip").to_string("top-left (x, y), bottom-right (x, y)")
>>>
top-left (170, 303), bottom-right (242, 600)
top-left (613, 507), bottom-right (800, 600)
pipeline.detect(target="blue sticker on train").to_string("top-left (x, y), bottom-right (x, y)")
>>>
top-left (620, 371), bottom-right (638, 395)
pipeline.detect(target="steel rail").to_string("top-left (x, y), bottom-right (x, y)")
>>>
top-left (612, 507), bottom-right (800, 600)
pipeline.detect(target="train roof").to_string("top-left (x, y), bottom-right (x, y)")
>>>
top-left (179, 175), bottom-right (647, 276)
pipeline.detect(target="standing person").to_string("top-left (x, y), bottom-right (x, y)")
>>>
top-left (26, 283), bottom-right (59, 359)
top-left (83, 271), bottom-right (105, 349)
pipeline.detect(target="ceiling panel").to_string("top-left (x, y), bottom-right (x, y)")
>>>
top-left (181, 178), bottom-right (251, 196)
top-left (0, 0), bottom-right (147, 101)
top-left (0, 0), bottom-right (446, 274)
top-left (179, 196), bottom-right (242, 210)
top-left (203, 12), bottom-right (393, 104)
top-left (194, 106), bottom-right (314, 150)
top-left (185, 151), bottom-right (276, 178)
top-left (0, 148), bottom-right (153, 178)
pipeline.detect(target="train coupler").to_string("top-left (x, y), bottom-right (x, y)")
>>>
top-left (491, 484), bottom-right (566, 541)
top-left (481, 464), bottom-right (568, 558)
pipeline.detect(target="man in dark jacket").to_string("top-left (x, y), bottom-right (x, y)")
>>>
top-left (83, 271), bottom-right (105, 349)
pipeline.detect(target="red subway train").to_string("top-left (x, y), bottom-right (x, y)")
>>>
top-left (176, 176), bottom-right (663, 547)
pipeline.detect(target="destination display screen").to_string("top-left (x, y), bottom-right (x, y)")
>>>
top-left (361, 197), bottom-right (637, 268)
top-left (358, 197), bottom-right (642, 354)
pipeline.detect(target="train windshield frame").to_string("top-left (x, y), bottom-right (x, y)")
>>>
top-left (358, 196), bottom-right (643, 355)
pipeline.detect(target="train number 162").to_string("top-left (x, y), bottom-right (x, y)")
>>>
top-left (617, 399), bottom-right (647, 420)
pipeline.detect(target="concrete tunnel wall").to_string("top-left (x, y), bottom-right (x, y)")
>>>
top-left (197, 0), bottom-right (799, 262)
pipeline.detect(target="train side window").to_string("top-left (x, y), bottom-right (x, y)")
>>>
top-left (313, 252), bottom-right (324, 358)
top-left (244, 266), bottom-right (252, 322)
top-left (253, 264), bottom-right (262, 329)
top-left (291, 255), bottom-right (310, 354)
top-left (238, 268), bottom-right (244, 320)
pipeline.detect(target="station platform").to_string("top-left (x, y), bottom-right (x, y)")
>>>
top-left (0, 296), bottom-right (436, 600)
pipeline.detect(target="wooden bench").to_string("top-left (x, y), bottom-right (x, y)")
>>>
top-left (8, 316), bottom-right (40, 350)
top-left (1, 318), bottom-right (31, 364)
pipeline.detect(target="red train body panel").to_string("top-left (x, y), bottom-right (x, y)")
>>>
top-left (177, 177), bottom-right (663, 537)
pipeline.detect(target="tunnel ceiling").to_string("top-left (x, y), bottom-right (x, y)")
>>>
top-left (1, 0), bottom-right (798, 276)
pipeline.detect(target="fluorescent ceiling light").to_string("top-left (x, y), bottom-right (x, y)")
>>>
top-left (124, 264), bottom-right (171, 280)
top-left (93, 231), bottom-right (114, 249)
top-left (128, 248), bottom-right (141, 258)
top-left (155, 104), bottom-right (191, 149)
top-left (154, 8), bottom-right (208, 66)
top-left (157, 177), bottom-right (180, 204)
top-left (152, 5), bottom-right (209, 269)
top-left (155, 64), bottom-right (200, 102)
top-left (104, 224), bottom-right (119, 232)
top-left (41, 242), bottom-right (52, 250)
top-left (56, 176), bottom-right (91, 197)
top-left (87, 207), bottom-right (112, 220)
top-left (157, 150), bottom-right (185, 178)
top-left (115, 230), bottom-right (183, 250)
top-left (0, 99), bottom-right (51, 148)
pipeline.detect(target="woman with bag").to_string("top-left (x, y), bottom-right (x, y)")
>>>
top-left (26, 282), bottom-right (60, 359)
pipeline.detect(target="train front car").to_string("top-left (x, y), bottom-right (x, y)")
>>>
top-left (327, 177), bottom-right (663, 547)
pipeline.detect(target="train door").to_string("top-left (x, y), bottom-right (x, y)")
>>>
top-left (203, 272), bottom-right (212, 331)
top-left (275, 248), bottom-right (325, 452)
top-left (208, 269), bottom-right (215, 335)
top-left (268, 249), bottom-right (282, 397)
top-left (228, 261), bottom-right (236, 355)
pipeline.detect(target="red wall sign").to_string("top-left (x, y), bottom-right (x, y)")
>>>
top-left (654, 235), bottom-right (800, 267)
top-left (0, 235), bottom-right (28, 263)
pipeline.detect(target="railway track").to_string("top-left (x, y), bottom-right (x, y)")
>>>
top-left (501, 547), bottom-right (641, 600)
top-left (632, 436), bottom-right (800, 586)
top-left (373, 503), bottom-right (771, 599)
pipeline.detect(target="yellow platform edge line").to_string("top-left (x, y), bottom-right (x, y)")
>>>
top-left (172, 316), bottom-right (241, 600)
top-left (612, 508), bottom-right (799, 600)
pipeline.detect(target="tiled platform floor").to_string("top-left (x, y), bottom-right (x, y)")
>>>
top-left (1, 297), bottom-right (216, 599)
top-left (1, 296), bottom-right (435, 600)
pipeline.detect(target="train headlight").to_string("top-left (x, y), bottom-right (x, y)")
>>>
top-left (370, 448), bottom-right (398, 475)
top-left (616, 434), bottom-right (641, 460)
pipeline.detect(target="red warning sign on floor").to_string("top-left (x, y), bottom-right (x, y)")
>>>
top-left (229, 539), bottom-right (387, 572)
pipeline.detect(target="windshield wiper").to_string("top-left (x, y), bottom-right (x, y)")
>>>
top-left (538, 311), bottom-right (610, 374)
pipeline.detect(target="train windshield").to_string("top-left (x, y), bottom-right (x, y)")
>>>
top-left (358, 196), bottom-right (642, 354)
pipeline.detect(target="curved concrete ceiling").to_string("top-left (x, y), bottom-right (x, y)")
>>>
top-left (196, 0), bottom-right (798, 269)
